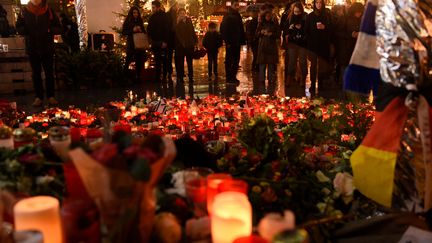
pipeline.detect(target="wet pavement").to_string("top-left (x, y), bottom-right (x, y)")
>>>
top-left (1, 47), bottom-right (344, 114)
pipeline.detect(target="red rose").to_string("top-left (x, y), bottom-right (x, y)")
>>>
top-left (18, 153), bottom-right (41, 164)
top-left (123, 145), bottom-right (140, 159)
top-left (137, 148), bottom-right (158, 164)
top-left (92, 144), bottom-right (118, 165)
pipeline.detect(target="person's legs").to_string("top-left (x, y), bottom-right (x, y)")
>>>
top-left (258, 64), bottom-right (266, 94)
top-left (175, 48), bottom-right (185, 83)
top-left (153, 48), bottom-right (162, 82)
top-left (232, 45), bottom-right (241, 81)
top-left (29, 54), bottom-right (44, 100)
top-left (317, 56), bottom-right (330, 91)
top-left (286, 47), bottom-right (297, 87)
top-left (165, 48), bottom-right (174, 78)
top-left (268, 64), bottom-right (277, 95)
top-left (298, 47), bottom-right (308, 87)
top-left (213, 52), bottom-right (218, 77)
top-left (41, 53), bottom-right (55, 100)
top-left (135, 51), bottom-right (145, 81)
top-left (225, 45), bottom-right (234, 82)
top-left (308, 52), bottom-right (318, 92)
top-left (207, 53), bottom-right (213, 78)
top-left (186, 51), bottom-right (193, 83)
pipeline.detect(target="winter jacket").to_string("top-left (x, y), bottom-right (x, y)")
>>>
top-left (285, 14), bottom-right (307, 48)
top-left (305, 9), bottom-right (332, 59)
top-left (122, 17), bottom-right (146, 54)
top-left (174, 17), bottom-right (197, 51)
top-left (203, 31), bottom-right (223, 54)
top-left (16, 4), bottom-right (61, 55)
top-left (147, 10), bottom-right (169, 48)
top-left (220, 7), bottom-right (245, 46)
top-left (256, 20), bottom-right (280, 64)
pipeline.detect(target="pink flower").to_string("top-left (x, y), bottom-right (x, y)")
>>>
top-left (333, 172), bottom-right (354, 197)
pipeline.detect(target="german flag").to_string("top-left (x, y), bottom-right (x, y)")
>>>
top-left (351, 97), bottom-right (409, 207)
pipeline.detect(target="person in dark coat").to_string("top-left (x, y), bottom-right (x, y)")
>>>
top-left (165, 1), bottom-right (178, 80)
top-left (122, 6), bottom-right (147, 83)
top-left (16, 0), bottom-right (61, 107)
top-left (331, 4), bottom-right (348, 85)
top-left (220, 1), bottom-right (246, 85)
top-left (256, 10), bottom-right (280, 95)
top-left (345, 3), bottom-right (363, 61)
top-left (0, 4), bottom-right (9, 37)
top-left (305, 0), bottom-right (332, 94)
top-left (203, 22), bottom-right (223, 80)
top-left (60, 13), bottom-right (79, 53)
top-left (283, 1), bottom-right (308, 88)
top-left (174, 8), bottom-right (197, 85)
top-left (245, 10), bottom-right (259, 71)
top-left (147, 0), bottom-right (169, 82)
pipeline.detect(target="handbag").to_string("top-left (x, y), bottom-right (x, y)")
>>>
top-left (193, 48), bottom-right (207, 60)
top-left (133, 32), bottom-right (149, 50)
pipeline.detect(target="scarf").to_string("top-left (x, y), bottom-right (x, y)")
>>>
top-left (26, 2), bottom-right (48, 16)
top-left (343, 0), bottom-right (380, 96)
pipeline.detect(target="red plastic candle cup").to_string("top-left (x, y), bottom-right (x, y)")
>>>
top-left (233, 235), bottom-right (269, 243)
top-left (207, 173), bottom-right (232, 215)
top-left (218, 179), bottom-right (249, 195)
top-left (113, 124), bottom-right (132, 134)
top-left (183, 167), bottom-right (213, 217)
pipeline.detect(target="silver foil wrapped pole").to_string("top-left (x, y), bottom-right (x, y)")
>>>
top-left (375, 0), bottom-right (432, 211)
top-left (376, 0), bottom-right (429, 90)
top-left (74, 0), bottom-right (88, 49)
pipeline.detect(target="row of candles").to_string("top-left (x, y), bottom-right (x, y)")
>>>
top-left (10, 175), bottom-right (250, 243)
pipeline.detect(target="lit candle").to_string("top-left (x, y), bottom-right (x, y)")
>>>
top-left (14, 196), bottom-right (63, 243)
top-left (0, 125), bottom-right (13, 149)
top-left (207, 174), bottom-right (232, 215)
top-left (211, 192), bottom-right (252, 243)
top-left (48, 126), bottom-right (71, 161)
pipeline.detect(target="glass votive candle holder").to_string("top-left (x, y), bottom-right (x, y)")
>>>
top-left (183, 167), bottom-right (213, 217)
top-left (48, 126), bottom-right (71, 161)
top-left (207, 173), bottom-right (232, 215)
top-left (0, 125), bottom-right (13, 149)
top-left (13, 128), bottom-right (36, 148)
top-left (218, 179), bottom-right (249, 195)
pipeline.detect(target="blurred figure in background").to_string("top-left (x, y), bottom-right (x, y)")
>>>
top-left (174, 8), bottom-right (197, 85)
top-left (256, 10), bottom-right (281, 95)
top-left (122, 6), bottom-right (146, 83)
top-left (16, 0), bottom-right (62, 106)
top-left (0, 4), bottom-right (9, 37)
top-left (305, 0), bottom-right (332, 94)
top-left (220, 1), bottom-right (246, 85)
top-left (60, 13), bottom-right (79, 53)
top-left (166, 0), bottom-right (179, 81)
top-left (148, 0), bottom-right (169, 83)
top-left (246, 10), bottom-right (259, 71)
top-left (203, 22), bottom-right (223, 81)
top-left (283, 1), bottom-right (307, 88)
top-left (331, 4), bottom-right (347, 85)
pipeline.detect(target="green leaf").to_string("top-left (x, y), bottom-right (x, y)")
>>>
top-left (130, 158), bottom-right (151, 182)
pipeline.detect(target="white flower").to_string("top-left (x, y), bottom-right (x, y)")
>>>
top-left (333, 172), bottom-right (354, 197)
top-left (165, 171), bottom-right (186, 197)
top-left (36, 175), bottom-right (55, 185)
top-left (316, 171), bottom-right (330, 183)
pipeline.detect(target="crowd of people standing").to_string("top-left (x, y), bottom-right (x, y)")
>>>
top-left (124, 0), bottom-right (365, 97)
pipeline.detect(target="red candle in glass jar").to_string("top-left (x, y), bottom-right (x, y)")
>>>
top-left (207, 174), bottom-right (232, 215)
top-left (113, 124), bottom-right (132, 134)
top-left (218, 179), bottom-right (248, 195)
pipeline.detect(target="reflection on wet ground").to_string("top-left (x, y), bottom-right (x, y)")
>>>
top-left (1, 47), bottom-right (344, 114)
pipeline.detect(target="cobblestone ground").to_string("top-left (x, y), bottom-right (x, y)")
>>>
top-left (1, 47), bottom-right (344, 114)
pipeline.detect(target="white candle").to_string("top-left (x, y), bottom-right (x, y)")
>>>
top-left (0, 138), bottom-right (13, 149)
top-left (211, 192), bottom-right (252, 243)
top-left (14, 196), bottom-right (63, 243)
